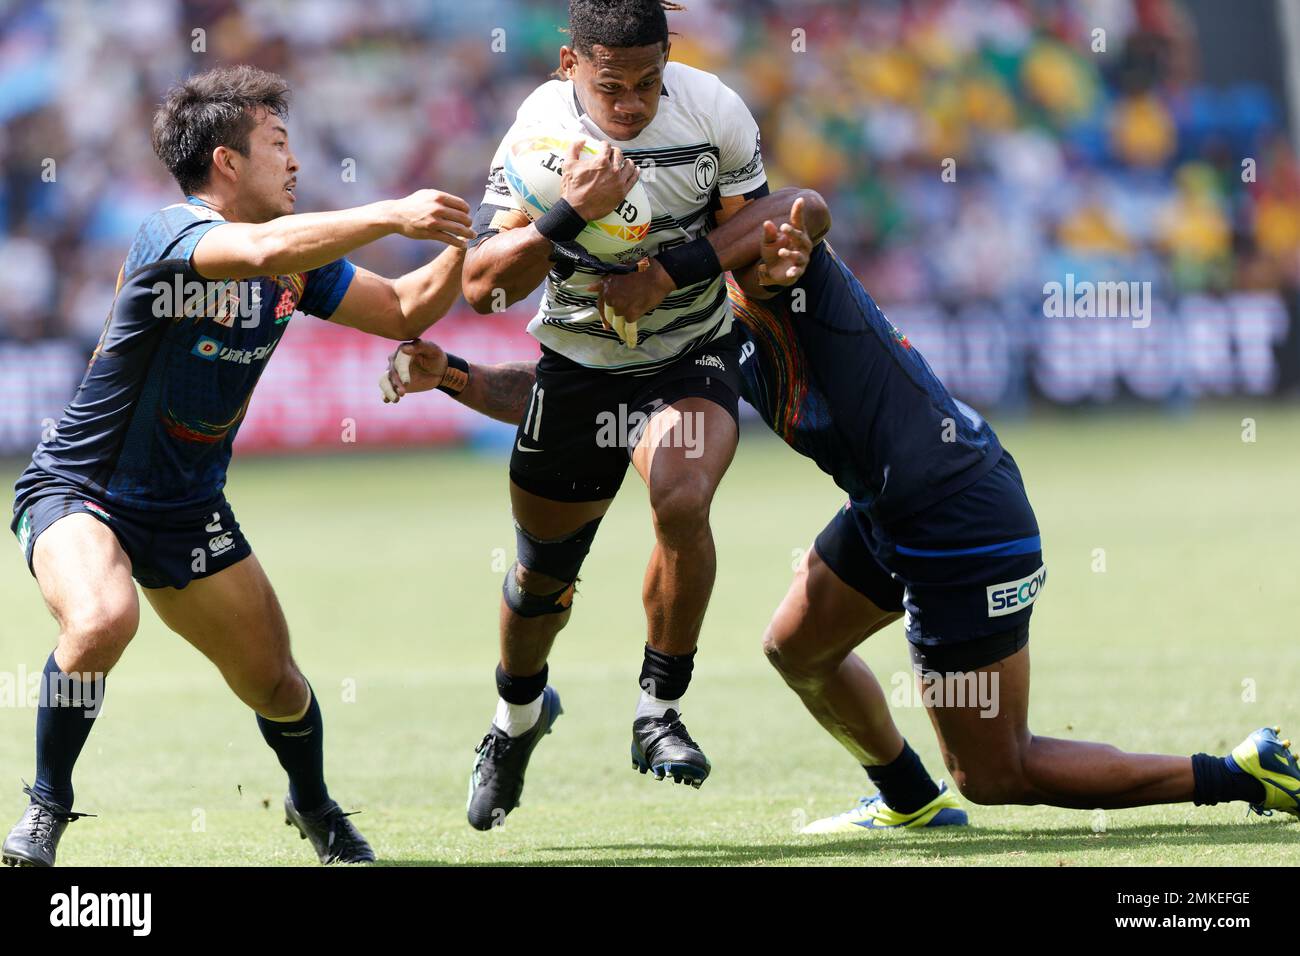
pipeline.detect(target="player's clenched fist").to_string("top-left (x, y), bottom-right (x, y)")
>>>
top-left (561, 140), bottom-right (639, 222)
top-left (389, 189), bottom-right (475, 247)
top-left (759, 195), bottom-right (812, 287)
top-left (379, 339), bottom-right (448, 403)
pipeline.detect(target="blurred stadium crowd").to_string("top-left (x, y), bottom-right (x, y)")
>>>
top-left (0, 0), bottom-right (1296, 433)
top-left (0, 0), bottom-right (1296, 342)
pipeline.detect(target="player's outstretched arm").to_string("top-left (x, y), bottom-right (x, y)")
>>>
top-left (709, 187), bottom-right (829, 297)
top-left (378, 340), bottom-right (536, 426)
top-left (190, 189), bottom-right (475, 282)
top-left (327, 244), bottom-right (466, 341)
top-left (596, 187), bottom-right (829, 320)
top-left (462, 140), bottom-right (639, 313)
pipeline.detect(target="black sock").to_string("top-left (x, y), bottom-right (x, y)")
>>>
top-left (257, 684), bottom-right (329, 813)
top-left (33, 652), bottom-right (104, 811)
top-left (865, 740), bottom-right (940, 815)
top-left (639, 645), bottom-right (695, 702)
top-left (1192, 753), bottom-right (1265, 806)
top-left (495, 663), bottom-right (547, 705)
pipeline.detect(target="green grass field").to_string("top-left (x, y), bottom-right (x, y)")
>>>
top-left (1, 406), bottom-right (1298, 866)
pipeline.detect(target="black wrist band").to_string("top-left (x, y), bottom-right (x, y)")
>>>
top-left (654, 237), bottom-right (723, 289)
top-left (438, 353), bottom-right (470, 396)
top-left (533, 198), bottom-right (587, 243)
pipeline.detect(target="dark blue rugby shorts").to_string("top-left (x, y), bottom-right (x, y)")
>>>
top-left (13, 473), bottom-right (251, 590)
top-left (814, 451), bottom-right (1044, 673)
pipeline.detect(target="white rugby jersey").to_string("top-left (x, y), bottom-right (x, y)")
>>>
top-left (476, 61), bottom-right (767, 374)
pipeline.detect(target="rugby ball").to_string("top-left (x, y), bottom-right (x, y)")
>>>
top-left (503, 131), bottom-right (652, 258)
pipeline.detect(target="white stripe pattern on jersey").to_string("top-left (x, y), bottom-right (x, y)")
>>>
top-left (478, 61), bottom-right (766, 374)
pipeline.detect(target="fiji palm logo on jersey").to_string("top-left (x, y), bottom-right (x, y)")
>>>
top-left (693, 152), bottom-right (717, 193)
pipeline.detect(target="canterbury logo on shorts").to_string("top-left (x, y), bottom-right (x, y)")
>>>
top-left (16, 509), bottom-right (32, 556)
top-left (986, 565), bottom-right (1047, 617)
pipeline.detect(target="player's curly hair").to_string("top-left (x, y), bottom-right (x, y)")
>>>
top-left (151, 65), bottom-right (290, 195)
top-left (566, 0), bottom-right (684, 56)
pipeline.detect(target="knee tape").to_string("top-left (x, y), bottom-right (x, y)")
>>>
top-left (513, 516), bottom-right (603, 583)
top-left (502, 562), bottom-right (576, 618)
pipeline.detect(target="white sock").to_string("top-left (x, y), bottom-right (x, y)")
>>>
top-left (635, 689), bottom-right (682, 720)
top-left (493, 695), bottom-right (542, 737)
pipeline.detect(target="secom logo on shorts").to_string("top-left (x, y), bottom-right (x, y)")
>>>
top-left (986, 565), bottom-right (1047, 617)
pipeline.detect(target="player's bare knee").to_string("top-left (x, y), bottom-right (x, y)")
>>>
top-left (763, 639), bottom-right (821, 690)
top-left (762, 623), bottom-right (831, 686)
top-left (58, 600), bottom-right (138, 674)
top-left (272, 668), bottom-right (310, 716)
top-left (951, 761), bottom-right (1033, 806)
top-left (649, 477), bottom-right (714, 545)
top-left (247, 664), bottom-right (306, 717)
top-left (952, 775), bottom-right (1014, 806)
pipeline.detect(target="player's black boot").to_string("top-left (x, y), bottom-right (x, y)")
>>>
top-left (283, 795), bottom-right (376, 864)
top-left (467, 686), bottom-right (563, 831)
top-left (2, 785), bottom-right (91, 867)
top-left (631, 709), bottom-right (711, 787)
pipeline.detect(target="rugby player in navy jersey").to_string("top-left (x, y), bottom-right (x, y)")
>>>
top-left (385, 187), bottom-right (1300, 832)
top-left (3, 65), bottom-right (474, 867)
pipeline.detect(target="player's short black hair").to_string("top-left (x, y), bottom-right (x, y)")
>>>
top-left (151, 65), bottom-right (290, 195)
top-left (567, 0), bottom-right (683, 56)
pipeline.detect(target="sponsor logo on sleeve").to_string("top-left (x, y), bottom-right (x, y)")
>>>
top-left (192, 336), bottom-right (221, 361)
top-left (218, 344), bottom-right (276, 365)
top-left (272, 284), bottom-right (298, 324)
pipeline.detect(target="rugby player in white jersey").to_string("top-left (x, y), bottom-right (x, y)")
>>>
top-left (458, 0), bottom-right (779, 829)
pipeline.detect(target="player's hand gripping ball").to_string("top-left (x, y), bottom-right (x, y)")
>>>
top-left (503, 132), bottom-right (652, 258)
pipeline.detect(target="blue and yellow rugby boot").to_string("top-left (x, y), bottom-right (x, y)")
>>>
top-left (800, 780), bottom-right (968, 834)
top-left (1229, 726), bottom-right (1300, 818)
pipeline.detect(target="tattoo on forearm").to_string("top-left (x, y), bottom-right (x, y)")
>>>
top-left (474, 362), bottom-right (537, 423)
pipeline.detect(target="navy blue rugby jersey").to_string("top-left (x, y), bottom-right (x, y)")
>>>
top-left (729, 243), bottom-right (1002, 526)
top-left (17, 197), bottom-right (355, 511)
